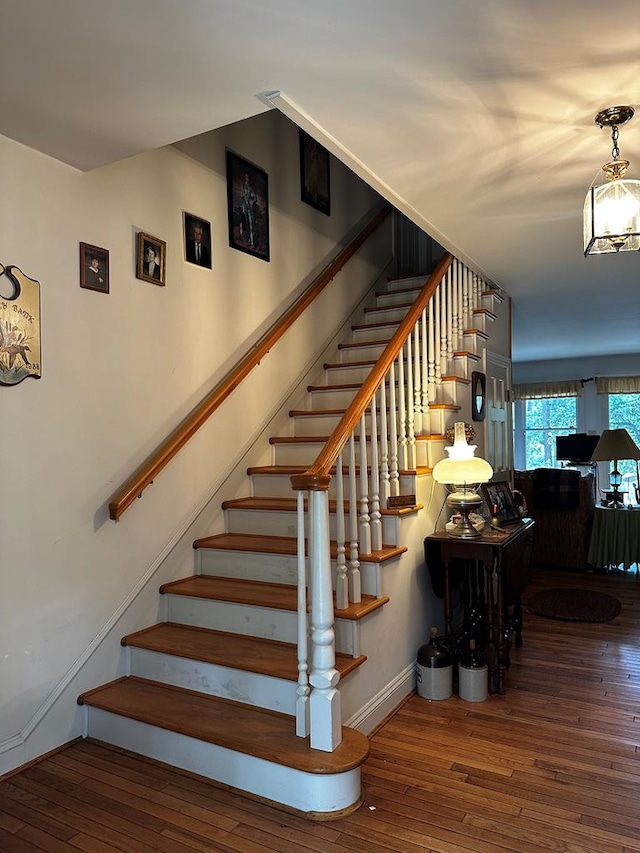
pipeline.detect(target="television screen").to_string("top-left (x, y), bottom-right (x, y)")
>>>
top-left (555, 433), bottom-right (600, 463)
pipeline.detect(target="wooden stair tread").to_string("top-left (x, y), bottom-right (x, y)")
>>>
top-left (306, 382), bottom-right (361, 392)
top-left (453, 349), bottom-right (481, 360)
top-left (192, 532), bottom-right (407, 563)
top-left (122, 623), bottom-right (366, 681)
top-left (160, 574), bottom-right (391, 618)
top-left (246, 463), bottom-right (419, 477)
top-left (323, 360), bottom-right (376, 370)
top-left (337, 339), bottom-right (389, 349)
top-left (351, 320), bottom-right (399, 331)
top-left (78, 676), bottom-right (370, 775)
top-left (222, 496), bottom-right (420, 515)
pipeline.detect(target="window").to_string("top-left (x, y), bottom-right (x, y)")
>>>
top-left (608, 392), bottom-right (640, 498)
top-left (521, 396), bottom-right (577, 470)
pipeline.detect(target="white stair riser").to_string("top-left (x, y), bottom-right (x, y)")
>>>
top-left (223, 506), bottom-right (399, 545)
top-left (195, 548), bottom-right (384, 597)
top-left (323, 364), bottom-right (374, 384)
top-left (305, 387), bottom-right (359, 409)
top-left (164, 594), bottom-right (360, 656)
top-left (290, 413), bottom-right (344, 436)
top-left (364, 305), bottom-right (410, 324)
top-left (84, 709), bottom-right (362, 816)
top-left (453, 353), bottom-right (480, 380)
top-left (385, 276), bottom-right (428, 293)
top-left (375, 289), bottom-right (421, 308)
top-left (129, 647), bottom-right (296, 715)
top-left (338, 342), bottom-right (388, 361)
top-left (350, 324), bottom-right (397, 344)
top-left (471, 312), bottom-right (494, 334)
top-left (273, 437), bottom-right (388, 466)
top-left (250, 471), bottom-right (418, 499)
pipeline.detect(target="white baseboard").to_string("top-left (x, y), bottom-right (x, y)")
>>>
top-left (346, 662), bottom-right (416, 735)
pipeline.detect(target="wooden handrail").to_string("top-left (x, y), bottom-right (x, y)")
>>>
top-left (109, 203), bottom-right (393, 520)
top-left (291, 252), bottom-right (453, 492)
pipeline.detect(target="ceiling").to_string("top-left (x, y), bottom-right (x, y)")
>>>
top-left (2, 0), bottom-right (639, 364)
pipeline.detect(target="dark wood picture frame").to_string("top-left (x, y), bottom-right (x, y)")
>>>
top-left (481, 481), bottom-right (520, 525)
top-left (226, 151), bottom-right (270, 262)
top-left (299, 129), bottom-right (330, 216)
top-left (79, 242), bottom-right (109, 294)
top-left (471, 371), bottom-right (486, 421)
top-left (136, 231), bottom-right (166, 286)
top-left (183, 212), bottom-right (212, 269)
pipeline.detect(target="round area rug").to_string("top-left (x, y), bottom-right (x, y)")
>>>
top-left (527, 588), bottom-right (621, 623)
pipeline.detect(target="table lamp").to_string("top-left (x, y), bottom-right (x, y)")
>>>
top-left (432, 421), bottom-right (493, 538)
top-left (590, 428), bottom-right (640, 508)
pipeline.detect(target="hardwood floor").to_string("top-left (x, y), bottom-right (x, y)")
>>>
top-left (3, 566), bottom-right (640, 852)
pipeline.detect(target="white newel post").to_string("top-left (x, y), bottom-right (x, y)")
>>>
top-left (295, 490), bottom-right (310, 738)
top-left (308, 488), bottom-right (342, 751)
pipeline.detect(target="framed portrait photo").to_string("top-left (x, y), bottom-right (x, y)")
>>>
top-left (183, 212), bottom-right (212, 269)
top-left (299, 129), bottom-right (330, 216)
top-left (481, 481), bottom-right (520, 526)
top-left (136, 231), bottom-right (166, 286)
top-left (226, 151), bottom-right (270, 262)
top-left (79, 242), bottom-right (109, 294)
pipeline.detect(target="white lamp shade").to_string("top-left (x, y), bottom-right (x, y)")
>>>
top-left (584, 178), bottom-right (640, 255)
top-left (432, 455), bottom-right (493, 486)
top-left (591, 428), bottom-right (640, 461)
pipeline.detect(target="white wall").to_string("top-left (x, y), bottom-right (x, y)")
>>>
top-left (0, 109), bottom-right (390, 773)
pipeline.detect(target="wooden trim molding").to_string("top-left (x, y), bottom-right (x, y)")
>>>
top-left (108, 204), bottom-right (392, 520)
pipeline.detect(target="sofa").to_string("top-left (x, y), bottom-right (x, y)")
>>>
top-left (514, 469), bottom-right (596, 571)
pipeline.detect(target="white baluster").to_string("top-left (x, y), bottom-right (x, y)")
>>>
top-left (434, 287), bottom-right (442, 387)
top-left (413, 320), bottom-right (422, 435)
top-left (428, 294), bottom-right (437, 403)
top-left (308, 488), bottom-right (341, 752)
top-left (379, 374), bottom-right (390, 506)
top-left (398, 346), bottom-right (408, 471)
top-left (335, 451), bottom-right (348, 610)
top-left (359, 412), bottom-right (372, 555)
top-left (421, 308), bottom-right (429, 423)
top-left (406, 335), bottom-right (416, 470)
top-left (446, 264), bottom-right (454, 364)
top-left (451, 259), bottom-right (459, 354)
top-left (370, 389), bottom-right (382, 551)
top-left (296, 490), bottom-right (310, 738)
top-left (348, 434), bottom-right (362, 602)
top-left (388, 361), bottom-right (399, 496)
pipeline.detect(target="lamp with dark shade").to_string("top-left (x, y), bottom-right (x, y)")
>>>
top-left (590, 428), bottom-right (640, 508)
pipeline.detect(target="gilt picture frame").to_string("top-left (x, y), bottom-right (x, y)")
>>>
top-left (226, 151), bottom-right (270, 262)
top-left (136, 231), bottom-right (166, 286)
top-left (79, 242), bottom-right (109, 294)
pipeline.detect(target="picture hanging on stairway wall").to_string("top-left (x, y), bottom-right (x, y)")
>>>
top-left (226, 150), bottom-right (270, 262)
top-left (299, 129), bottom-right (331, 216)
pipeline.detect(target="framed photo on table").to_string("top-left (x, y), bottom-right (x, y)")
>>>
top-left (226, 151), bottom-right (270, 262)
top-left (481, 481), bottom-right (520, 525)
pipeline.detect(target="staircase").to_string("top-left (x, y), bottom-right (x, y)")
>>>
top-left (78, 264), bottom-right (503, 818)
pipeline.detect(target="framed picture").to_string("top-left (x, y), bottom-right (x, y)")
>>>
top-left (226, 151), bottom-right (270, 262)
top-left (183, 212), bottom-right (212, 269)
top-left (299, 129), bottom-right (330, 215)
top-left (136, 232), bottom-right (166, 286)
top-left (481, 481), bottom-right (520, 525)
top-left (79, 242), bottom-right (109, 293)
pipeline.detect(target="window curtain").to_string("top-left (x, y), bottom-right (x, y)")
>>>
top-left (596, 376), bottom-right (640, 394)
top-left (512, 380), bottom-right (582, 400)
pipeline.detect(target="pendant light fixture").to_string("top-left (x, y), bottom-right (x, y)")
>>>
top-left (583, 105), bottom-right (640, 256)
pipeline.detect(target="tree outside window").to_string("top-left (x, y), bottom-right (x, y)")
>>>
top-left (608, 393), bottom-right (640, 498)
top-left (523, 397), bottom-right (577, 470)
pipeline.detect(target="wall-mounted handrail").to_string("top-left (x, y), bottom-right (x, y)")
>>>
top-left (291, 252), bottom-right (453, 493)
top-left (108, 203), bottom-right (392, 521)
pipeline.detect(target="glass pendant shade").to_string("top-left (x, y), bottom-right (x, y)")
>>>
top-left (583, 176), bottom-right (640, 255)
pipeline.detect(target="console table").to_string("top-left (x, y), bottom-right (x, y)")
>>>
top-left (587, 506), bottom-right (640, 571)
top-left (424, 519), bottom-right (535, 695)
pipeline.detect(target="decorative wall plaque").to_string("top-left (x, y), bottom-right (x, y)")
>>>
top-left (0, 263), bottom-right (42, 386)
